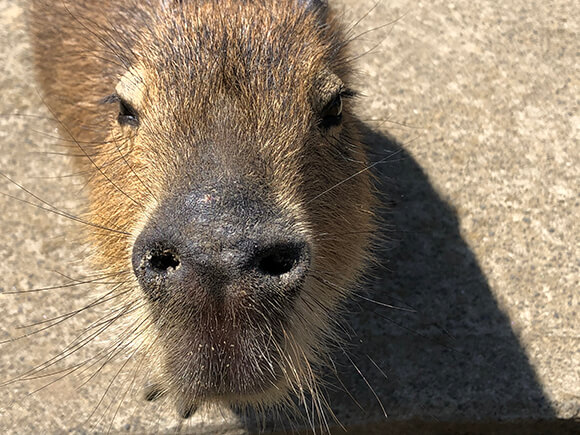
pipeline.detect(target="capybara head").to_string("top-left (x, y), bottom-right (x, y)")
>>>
top-left (31, 0), bottom-right (375, 417)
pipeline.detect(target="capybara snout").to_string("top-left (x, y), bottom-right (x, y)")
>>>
top-left (132, 185), bottom-right (311, 306)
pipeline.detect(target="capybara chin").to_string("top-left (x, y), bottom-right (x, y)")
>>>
top-left (30, 0), bottom-right (375, 420)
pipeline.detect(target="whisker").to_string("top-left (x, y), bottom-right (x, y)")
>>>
top-left (342, 349), bottom-right (387, 419)
top-left (52, 269), bottom-right (130, 284)
top-left (3, 300), bottom-right (138, 389)
top-left (3, 272), bottom-right (124, 295)
top-left (367, 354), bottom-right (389, 383)
top-left (0, 287), bottom-right (130, 350)
top-left (306, 148), bottom-right (403, 205)
top-left (344, 0), bottom-right (381, 35)
top-left (344, 11), bottom-right (408, 50)
top-left (0, 171), bottom-right (129, 235)
top-left (81, 315), bottom-right (156, 430)
top-left (33, 90), bottom-right (144, 209)
top-left (360, 117), bottom-right (427, 130)
top-left (111, 131), bottom-right (158, 204)
top-left (353, 293), bottom-right (417, 313)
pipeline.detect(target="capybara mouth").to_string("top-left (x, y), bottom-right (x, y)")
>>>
top-left (144, 275), bottom-right (300, 407)
top-left (164, 322), bottom-right (286, 399)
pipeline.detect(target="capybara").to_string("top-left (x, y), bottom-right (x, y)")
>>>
top-left (29, 0), bottom-right (375, 424)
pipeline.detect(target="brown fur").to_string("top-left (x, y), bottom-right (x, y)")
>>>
top-left (29, 0), bottom-right (375, 425)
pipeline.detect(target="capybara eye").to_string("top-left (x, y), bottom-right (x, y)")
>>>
top-left (118, 99), bottom-right (139, 127)
top-left (319, 93), bottom-right (342, 129)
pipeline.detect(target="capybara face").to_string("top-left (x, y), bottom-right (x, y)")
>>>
top-left (31, 0), bottom-right (375, 413)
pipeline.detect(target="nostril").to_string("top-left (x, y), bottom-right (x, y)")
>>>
top-left (148, 247), bottom-right (180, 273)
top-left (132, 238), bottom-right (182, 302)
top-left (256, 243), bottom-right (305, 277)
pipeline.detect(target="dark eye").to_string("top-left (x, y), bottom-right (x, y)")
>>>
top-left (319, 93), bottom-right (343, 130)
top-left (118, 99), bottom-right (139, 127)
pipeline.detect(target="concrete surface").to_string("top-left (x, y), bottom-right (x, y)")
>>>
top-left (0, 0), bottom-right (578, 433)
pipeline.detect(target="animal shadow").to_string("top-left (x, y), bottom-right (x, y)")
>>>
top-left (244, 125), bottom-right (556, 433)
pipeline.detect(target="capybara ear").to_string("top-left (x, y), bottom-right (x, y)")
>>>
top-left (299, 0), bottom-right (328, 7)
top-left (298, 0), bottom-right (329, 15)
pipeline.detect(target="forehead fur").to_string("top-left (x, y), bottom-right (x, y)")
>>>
top-left (125, 0), bottom-right (350, 106)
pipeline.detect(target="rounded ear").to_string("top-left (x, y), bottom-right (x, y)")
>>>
top-left (298, 0), bottom-right (329, 12)
top-left (298, 0), bottom-right (329, 22)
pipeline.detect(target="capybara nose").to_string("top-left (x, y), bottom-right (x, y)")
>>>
top-left (131, 224), bottom-right (311, 303)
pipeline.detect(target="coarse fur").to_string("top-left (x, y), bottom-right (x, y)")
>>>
top-left (29, 0), bottom-right (376, 428)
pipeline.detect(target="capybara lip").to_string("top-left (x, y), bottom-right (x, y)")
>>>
top-left (29, 0), bottom-right (376, 424)
top-left (164, 325), bottom-right (285, 399)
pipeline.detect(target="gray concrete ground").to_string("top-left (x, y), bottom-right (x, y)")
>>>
top-left (0, 0), bottom-right (578, 433)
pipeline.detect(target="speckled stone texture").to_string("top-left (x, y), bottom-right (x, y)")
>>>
top-left (0, 0), bottom-right (578, 433)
